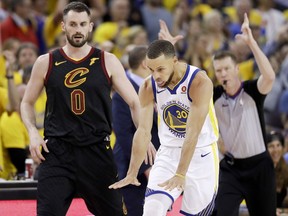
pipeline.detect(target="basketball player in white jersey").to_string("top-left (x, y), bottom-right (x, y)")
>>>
top-left (110, 39), bottom-right (219, 215)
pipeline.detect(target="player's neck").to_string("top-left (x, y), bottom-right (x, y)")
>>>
top-left (62, 43), bottom-right (91, 60)
top-left (168, 62), bottom-right (187, 89)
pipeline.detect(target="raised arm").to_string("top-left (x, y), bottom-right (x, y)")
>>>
top-left (3, 50), bottom-right (20, 113)
top-left (109, 77), bottom-right (155, 189)
top-left (235, 13), bottom-right (275, 94)
top-left (159, 71), bottom-right (214, 191)
top-left (20, 54), bottom-right (49, 164)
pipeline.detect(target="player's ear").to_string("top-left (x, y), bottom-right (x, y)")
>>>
top-left (235, 63), bottom-right (240, 75)
top-left (89, 22), bottom-right (94, 33)
top-left (61, 21), bottom-right (65, 32)
top-left (173, 56), bottom-right (178, 64)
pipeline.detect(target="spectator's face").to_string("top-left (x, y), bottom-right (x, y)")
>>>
top-left (146, 54), bottom-right (176, 88)
top-left (62, 10), bottom-right (93, 48)
top-left (15, 0), bottom-right (32, 19)
top-left (110, 0), bottom-right (130, 21)
top-left (195, 35), bottom-right (211, 56)
top-left (132, 30), bottom-right (148, 45)
top-left (188, 19), bottom-right (201, 37)
top-left (18, 47), bottom-right (38, 69)
top-left (204, 11), bottom-right (223, 32)
top-left (268, 140), bottom-right (283, 165)
top-left (33, 0), bottom-right (47, 15)
top-left (213, 57), bottom-right (239, 88)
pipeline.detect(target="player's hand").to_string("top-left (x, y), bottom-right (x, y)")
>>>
top-left (235, 13), bottom-right (254, 45)
top-left (158, 19), bottom-right (184, 45)
top-left (109, 174), bottom-right (140, 189)
top-left (158, 175), bottom-right (185, 191)
top-left (144, 142), bottom-right (156, 165)
top-left (29, 129), bottom-right (49, 164)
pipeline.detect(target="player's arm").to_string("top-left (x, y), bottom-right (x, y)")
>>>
top-left (236, 13), bottom-right (275, 94)
top-left (2, 50), bottom-right (20, 113)
top-left (109, 77), bottom-right (155, 189)
top-left (104, 51), bottom-right (140, 128)
top-left (178, 71), bottom-right (213, 175)
top-left (20, 54), bottom-right (49, 163)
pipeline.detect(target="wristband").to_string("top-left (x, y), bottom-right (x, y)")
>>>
top-left (175, 173), bottom-right (185, 179)
top-left (5, 75), bottom-right (14, 79)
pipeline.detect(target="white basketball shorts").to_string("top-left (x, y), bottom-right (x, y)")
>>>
top-left (145, 142), bottom-right (219, 215)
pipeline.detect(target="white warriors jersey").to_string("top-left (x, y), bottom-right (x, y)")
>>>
top-left (151, 65), bottom-right (219, 148)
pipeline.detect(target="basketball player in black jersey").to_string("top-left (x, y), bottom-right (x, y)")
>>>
top-left (20, 2), bottom-right (141, 215)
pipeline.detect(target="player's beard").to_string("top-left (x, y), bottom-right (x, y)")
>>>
top-left (66, 33), bottom-right (88, 48)
top-left (161, 71), bottom-right (174, 88)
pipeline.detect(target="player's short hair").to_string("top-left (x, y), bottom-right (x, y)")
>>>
top-left (128, 46), bottom-right (147, 70)
top-left (146, 40), bottom-right (175, 60)
top-left (63, 1), bottom-right (91, 17)
top-left (213, 50), bottom-right (237, 64)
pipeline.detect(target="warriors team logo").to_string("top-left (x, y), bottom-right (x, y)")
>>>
top-left (163, 103), bottom-right (189, 137)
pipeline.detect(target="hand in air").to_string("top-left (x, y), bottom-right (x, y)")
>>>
top-left (235, 13), bottom-right (255, 45)
top-left (109, 174), bottom-right (140, 189)
top-left (158, 174), bottom-right (185, 191)
top-left (158, 19), bottom-right (184, 45)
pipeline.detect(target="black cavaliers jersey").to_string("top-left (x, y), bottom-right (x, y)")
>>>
top-left (44, 47), bottom-right (112, 146)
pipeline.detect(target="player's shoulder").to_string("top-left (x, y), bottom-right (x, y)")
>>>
top-left (34, 53), bottom-right (50, 66)
top-left (192, 70), bottom-right (212, 86)
top-left (103, 50), bottom-right (117, 61)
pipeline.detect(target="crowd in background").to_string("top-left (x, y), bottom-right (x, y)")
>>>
top-left (0, 0), bottom-right (288, 210)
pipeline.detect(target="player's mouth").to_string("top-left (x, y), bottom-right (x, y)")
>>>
top-left (73, 35), bottom-right (83, 40)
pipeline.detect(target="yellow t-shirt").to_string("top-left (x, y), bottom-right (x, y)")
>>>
top-left (0, 112), bottom-right (29, 149)
top-left (92, 22), bottom-right (130, 58)
top-left (239, 59), bottom-right (255, 81)
top-left (284, 9), bottom-right (288, 20)
top-left (44, 14), bottom-right (63, 48)
top-left (0, 125), bottom-right (16, 180)
top-left (0, 87), bottom-right (8, 116)
top-left (191, 4), bottom-right (212, 18)
top-left (163, 0), bottom-right (179, 11)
